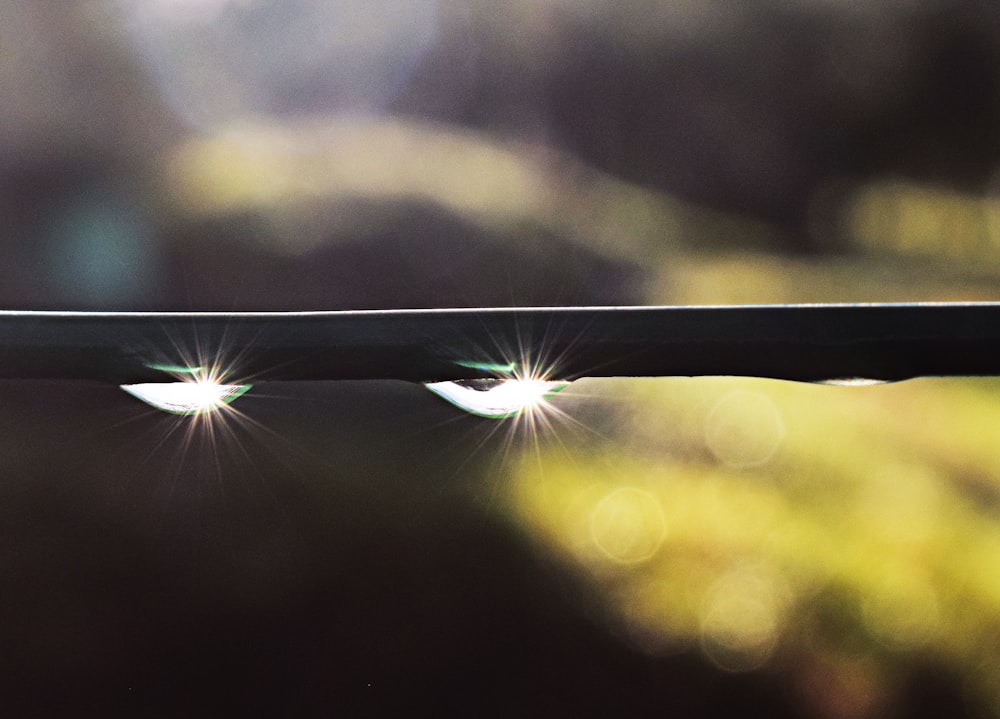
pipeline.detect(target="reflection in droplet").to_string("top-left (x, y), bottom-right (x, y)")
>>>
top-left (144, 363), bottom-right (205, 375)
top-left (453, 360), bottom-right (518, 374)
top-left (425, 378), bottom-right (568, 419)
top-left (816, 378), bottom-right (892, 387)
top-left (589, 487), bottom-right (668, 565)
top-left (704, 390), bottom-right (785, 468)
top-left (121, 381), bottom-right (251, 415)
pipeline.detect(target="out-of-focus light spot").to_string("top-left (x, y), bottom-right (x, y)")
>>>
top-left (121, 380), bottom-right (251, 415)
top-left (704, 390), bottom-right (785, 468)
top-left (425, 377), bottom-right (568, 419)
top-left (589, 487), bottom-right (667, 564)
top-left (700, 566), bottom-right (786, 672)
top-left (861, 568), bottom-right (940, 649)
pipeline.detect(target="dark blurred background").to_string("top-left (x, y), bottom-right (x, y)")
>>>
top-left (4, 1), bottom-right (1000, 715)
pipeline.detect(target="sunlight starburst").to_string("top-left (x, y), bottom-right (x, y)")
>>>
top-left (121, 376), bottom-right (251, 415)
top-left (424, 375), bottom-right (568, 419)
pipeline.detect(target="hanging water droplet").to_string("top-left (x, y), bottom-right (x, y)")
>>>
top-left (121, 381), bottom-right (251, 415)
top-left (425, 377), bottom-right (569, 418)
top-left (814, 378), bottom-right (893, 387)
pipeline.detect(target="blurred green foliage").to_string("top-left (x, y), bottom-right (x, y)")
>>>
top-left (503, 375), bottom-right (1000, 716)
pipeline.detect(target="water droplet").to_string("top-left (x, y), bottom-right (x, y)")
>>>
top-left (121, 381), bottom-right (251, 415)
top-left (424, 378), bottom-right (568, 419)
top-left (813, 377), bottom-right (892, 387)
top-left (815, 378), bottom-right (891, 386)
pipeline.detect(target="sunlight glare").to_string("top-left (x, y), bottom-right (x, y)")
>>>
top-left (121, 379), bottom-right (251, 415)
top-left (425, 376), bottom-right (568, 419)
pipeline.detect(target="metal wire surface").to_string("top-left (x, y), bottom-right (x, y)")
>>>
top-left (1, 304), bottom-right (998, 383)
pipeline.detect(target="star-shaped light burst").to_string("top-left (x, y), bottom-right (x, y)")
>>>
top-left (121, 365), bottom-right (251, 416)
top-left (425, 362), bottom-right (569, 420)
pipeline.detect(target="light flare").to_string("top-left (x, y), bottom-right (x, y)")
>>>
top-left (425, 377), bottom-right (567, 419)
top-left (121, 367), bottom-right (251, 416)
top-left (424, 364), bottom-right (569, 419)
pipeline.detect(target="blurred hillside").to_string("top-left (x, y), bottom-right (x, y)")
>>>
top-left (3, 1), bottom-right (1000, 716)
top-left (4, 0), bottom-right (1000, 308)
